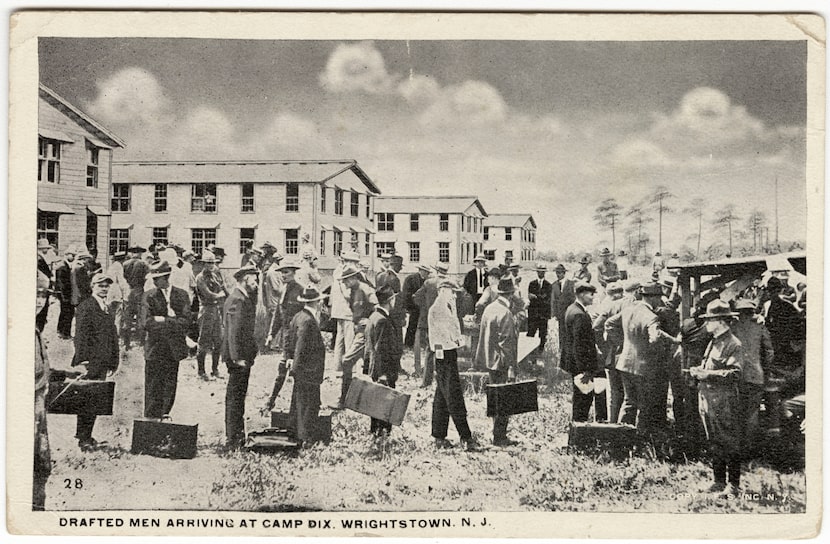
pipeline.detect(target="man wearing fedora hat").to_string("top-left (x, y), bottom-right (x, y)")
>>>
top-left (329, 251), bottom-right (361, 377)
top-left (413, 262), bottom-right (450, 387)
top-left (122, 246), bottom-right (150, 349)
top-left (54, 244), bottom-right (77, 339)
top-left (71, 249), bottom-right (95, 308)
top-left (403, 263), bottom-right (431, 373)
top-left (689, 299), bottom-right (744, 495)
top-left (526, 262), bottom-right (552, 365)
top-left (597, 248), bottom-right (620, 289)
top-left (363, 284), bottom-right (403, 435)
top-left (263, 259), bottom-right (304, 408)
top-left (222, 265), bottom-right (260, 448)
top-left (72, 272), bottom-right (119, 450)
top-left (463, 254), bottom-right (489, 305)
top-left (550, 263), bottom-right (576, 365)
top-left (195, 251), bottom-right (228, 380)
top-left (475, 277), bottom-right (520, 446)
top-left (140, 261), bottom-right (192, 419)
top-left (284, 284), bottom-right (327, 444)
top-left (562, 281), bottom-right (607, 422)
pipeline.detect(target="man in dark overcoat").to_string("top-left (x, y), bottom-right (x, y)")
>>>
top-left (140, 261), bottom-right (192, 418)
top-left (363, 284), bottom-right (403, 435)
top-left (195, 250), bottom-right (227, 380)
top-left (562, 281), bottom-right (606, 422)
top-left (526, 262), bottom-right (552, 363)
top-left (72, 272), bottom-right (119, 450)
top-left (54, 244), bottom-right (77, 339)
top-left (222, 265), bottom-right (260, 448)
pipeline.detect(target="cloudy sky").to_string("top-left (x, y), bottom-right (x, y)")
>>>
top-left (40, 38), bottom-right (807, 254)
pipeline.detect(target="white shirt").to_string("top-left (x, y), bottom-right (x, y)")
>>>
top-left (161, 286), bottom-right (175, 316)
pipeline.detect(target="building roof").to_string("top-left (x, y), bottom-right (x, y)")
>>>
top-left (375, 196), bottom-right (487, 216)
top-left (110, 160), bottom-right (380, 194)
top-left (39, 84), bottom-right (126, 149)
top-left (484, 213), bottom-right (537, 229)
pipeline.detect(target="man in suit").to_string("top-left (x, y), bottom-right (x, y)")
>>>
top-left (285, 285), bottom-right (327, 444)
top-left (475, 277), bottom-right (519, 447)
top-left (526, 262), bottom-right (552, 364)
top-left (222, 265), bottom-right (260, 449)
top-left (54, 244), bottom-right (77, 339)
top-left (413, 262), bottom-right (448, 387)
top-left (72, 272), bottom-right (119, 450)
top-left (402, 264), bottom-right (430, 361)
top-left (122, 246), bottom-right (149, 349)
top-left (363, 284), bottom-right (403, 435)
top-left (195, 251), bottom-right (227, 380)
top-left (263, 259), bottom-right (305, 410)
top-left (551, 263), bottom-right (576, 362)
top-left (463, 254), bottom-right (488, 305)
top-left (140, 261), bottom-right (192, 419)
top-left (36, 238), bottom-right (53, 332)
top-left (376, 254), bottom-right (403, 293)
top-left (562, 281), bottom-right (606, 422)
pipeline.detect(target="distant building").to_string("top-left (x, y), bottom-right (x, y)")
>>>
top-left (374, 196), bottom-right (488, 275)
top-left (483, 213), bottom-right (537, 265)
top-left (38, 84), bottom-right (126, 266)
top-left (110, 160), bottom-right (381, 271)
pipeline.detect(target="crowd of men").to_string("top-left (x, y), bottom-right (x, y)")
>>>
top-left (33, 237), bottom-right (807, 507)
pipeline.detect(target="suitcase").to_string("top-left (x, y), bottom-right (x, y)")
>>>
top-left (131, 418), bottom-right (198, 459)
top-left (270, 411), bottom-right (333, 443)
top-left (486, 379), bottom-right (538, 417)
top-left (47, 379), bottom-right (115, 415)
top-left (567, 422), bottom-right (642, 458)
top-left (245, 428), bottom-right (302, 452)
top-left (344, 378), bottom-right (410, 426)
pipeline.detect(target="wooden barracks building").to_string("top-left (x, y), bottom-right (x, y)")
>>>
top-left (37, 84), bottom-right (126, 267)
top-left (373, 196), bottom-right (488, 275)
top-left (483, 213), bottom-right (538, 265)
top-left (109, 159), bottom-right (381, 271)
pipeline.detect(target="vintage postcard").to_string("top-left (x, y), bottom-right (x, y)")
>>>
top-left (7, 10), bottom-right (824, 538)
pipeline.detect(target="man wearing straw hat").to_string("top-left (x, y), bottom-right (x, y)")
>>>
top-left (463, 253), bottom-right (489, 305)
top-left (140, 261), bottom-right (192, 419)
top-left (689, 299), bottom-right (744, 495)
top-left (562, 281), bottom-right (607, 422)
top-left (195, 250), bottom-right (227, 380)
top-left (222, 265), bottom-right (260, 449)
top-left (285, 284), bottom-right (327, 444)
top-left (72, 272), bottom-right (119, 450)
top-left (329, 251), bottom-right (361, 377)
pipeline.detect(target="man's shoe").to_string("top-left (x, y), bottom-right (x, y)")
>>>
top-left (705, 482), bottom-right (726, 493)
top-left (198, 373), bottom-right (211, 381)
top-left (78, 438), bottom-right (106, 451)
top-left (211, 372), bottom-right (224, 380)
top-left (492, 437), bottom-right (519, 447)
top-left (461, 438), bottom-right (483, 452)
top-left (725, 484), bottom-right (741, 498)
top-left (434, 438), bottom-right (454, 449)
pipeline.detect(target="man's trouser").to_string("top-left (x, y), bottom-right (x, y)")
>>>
top-left (432, 349), bottom-right (472, 440)
top-left (123, 288), bottom-right (145, 346)
top-left (618, 371), bottom-right (643, 427)
top-left (526, 315), bottom-right (548, 360)
top-left (197, 305), bottom-right (223, 375)
top-left (489, 368), bottom-right (510, 442)
top-left (404, 308), bottom-right (420, 348)
top-left (225, 363), bottom-right (252, 447)
top-left (289, 380), bottom-right (321, 442)
top-left (36, 295), bottom-right (50, 332)
top-left (339, 327), bottom-right (366, 404)
top-left (333, 319), bottom-right (355, 373)
top-left (417, 327), bottom-right (435, 387)
top-left (738, 381), bottom-right (764, 457)
top-left (572, 380), bottom-right (608, 422)
top-left (606, 366), bottom-right (625, 424)
top-left (57, 296), bottom-right (75, 337)
top-left (144, 358), bottom-right (181, 418)
top-left (76, 366), bottom-right (107, 441)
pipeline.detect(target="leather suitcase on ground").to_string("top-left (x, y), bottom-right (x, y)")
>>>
top-left (47, 379), bottom-right (115, 415)
top-left (245, 428), bottom-right (302, 452)
top-left (344, 378), bottom-right (410, 426)
top-left (270, 411), bottom-right (332, 443)
top-left (567, 422), bottom-right (642, 456)
top-left (486, 379), bottom-right (538, 417)
top-left (131, 418), bottom-right (198, 459)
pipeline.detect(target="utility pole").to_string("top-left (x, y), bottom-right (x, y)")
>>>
top-left (774, 176), bottom-right (779, 248)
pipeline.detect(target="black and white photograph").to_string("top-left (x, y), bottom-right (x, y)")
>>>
top-left (7, 10), bottom-right (824, 538)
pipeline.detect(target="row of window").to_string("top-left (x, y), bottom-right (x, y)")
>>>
top-left (38, 137), bottom-right (102, 188)
top-left (482, 226), bottom-right (536, 242)
top-left (374, 241), bottom-right (451, 263)
top-left (377, 213), bottom-right (452, 232)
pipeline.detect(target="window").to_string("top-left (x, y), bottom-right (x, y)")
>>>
top-left (86, 142), bottom-right (99, 188)
top-left (351, 232), bottom-right (360, 253)
top-left (439, 213), bottom-right (449, 231)
top-left (240, 227), bottom-right (255, 254)
top-left (37, 211), bottom-right (60, 248)
top-left (152, 227), bottom-right (169, 247)
top-left (376, 241), bottom-right (396, 258)
top-left (505, 227), bottom-right (513, 241)
top-left (484, 249), bottom-right (496, 261)
top-left (410, 214), bottom-right (419, 232)
top-left (191, 228), bottom-right (216, 256)
top-left (438, 242), bottom-right (450, 263)
top-left (241, 183), bottom-right (254, 212)
top-left (409, 242), bottom-right (420, 263)
top-left (111, 184), bottom-right (131, 212)
top-left (377, 213), bottom-right (394, 231)
top-left (320, 187), bottom-right (327, 213)
top-left (285, 229), bottom-right (299, 255)
top-left (320, 230), bottom-right (326, 256)
top-left (86, 211), bottom-right (98, 255)
top-left (350, 191), bottom-right (359, 217)
top-left (154, 184), bottom-right (167, 212)
top-left (483, 226), bottom-right (490, 240)
top-left (38, 138), bottom-right (61, 183)
top-left (333, 230), bottom-right (343, 255)
top-left (110, 229), bottom-right (130, 255)
top-left (467, 216), bottom-right (473, 232)
top-left (364, 233), bottom-right (370, 256)
top-left (334, 188), bottom-right (344, 215)
top-left (505, 250), bottom-right (513, 260)
top-left (286, 183), bottom-right (299, 212)
top-left (191, 183), bottom-right (217, 212)
top-left (365, 195), bottom-right (371, 219)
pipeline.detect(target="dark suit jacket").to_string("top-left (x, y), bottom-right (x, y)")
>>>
top-left (38, 256), bottom-right (51, 280)
top-left (222, 286), bottom-right (258, 364)
top-left (285, 308), bottom-right (325, 385)
top-left (280, 280), bottom-right (305, 328)
top-left (72, 296), bottom-right (119, 373)
top-left (55, 261), bottom-right (72, 300)
top-left (364, 306), bottom-right (403, 380)
top-left (561, 301), bottom-right (599, 376)
top-left (401, 273), bottom-right (425, 313)
top-left (551, 278), bottom-right (576, 321)
top-left (376, 270), bottom-right (402, 293)
top-left (528, 278), bottom-right (552, 320)
top-left (463, 267), bottom-right (487, 300)
top-left (141, 286), bottom-right (192, 361)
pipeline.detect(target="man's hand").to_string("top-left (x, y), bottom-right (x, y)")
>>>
top-left (154, 316), bottom-right (165, 323)
top-left (232, 359), bottom-right (248, 368)
top-left (580, 373), bottom-right (593, 384)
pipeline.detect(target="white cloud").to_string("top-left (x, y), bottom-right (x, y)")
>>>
top-left (85, 67), bottom-right (170, 128)
top-left (397, 74), bottom-right (441, 104)
top-left (419, 80), bottom-right (508, 127)
top-left (611, 139), bottom-right (672, 169)
top-left (319, 41), bottom-right (399, 94)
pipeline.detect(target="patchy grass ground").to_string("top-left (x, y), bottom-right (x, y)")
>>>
top-left (39, 283), bottom-right (805, 513)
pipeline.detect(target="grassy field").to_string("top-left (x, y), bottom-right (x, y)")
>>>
top-left (39, 292), bottom-right (805, 513)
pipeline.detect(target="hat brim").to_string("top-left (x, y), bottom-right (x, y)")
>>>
top-left (298, 294), bottom-right (325, 303)
top-left (702, 312), bottom-right (738, 319)
top-left (496, 287), bottom-right (515, 294)
top-left (148, 272), bottom-right (172, 279)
